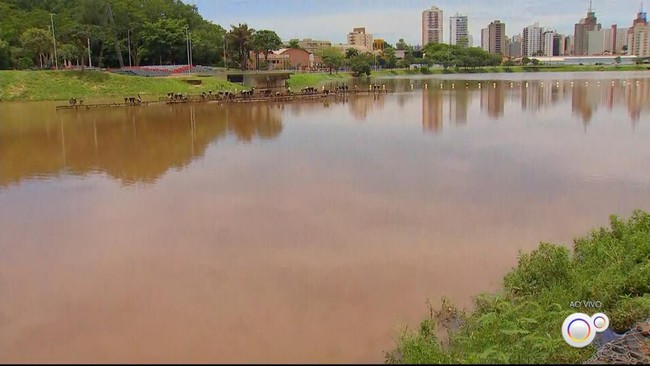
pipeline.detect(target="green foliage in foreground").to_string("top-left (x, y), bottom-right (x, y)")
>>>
top-left (387, 210), bottom-right (650, 364)
top-left (0, 70), bottom-right (241, 101)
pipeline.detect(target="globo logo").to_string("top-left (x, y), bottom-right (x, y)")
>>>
top-left (561, 313), bottom-right (610, 348)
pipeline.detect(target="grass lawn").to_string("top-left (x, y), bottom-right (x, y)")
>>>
top-left (285, 72), bottom-right (351, 89)
top-left (0, 70), bottom-right (242, 101)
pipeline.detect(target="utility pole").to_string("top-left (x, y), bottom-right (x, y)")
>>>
top-left (127, 30), bottom-right (132, 67)
top-left (189, 31), bottom-right (193, 70)
top-left (50, 13), bottom-right (58, 70)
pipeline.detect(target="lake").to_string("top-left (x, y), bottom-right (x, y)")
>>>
top-left (1, 72), bottom-right (650, 363)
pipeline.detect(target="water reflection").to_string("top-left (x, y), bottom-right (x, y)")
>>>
top-left (0, 103), bottom-right (285, 187)
top-left (2, 77), bottom-right (649, 185)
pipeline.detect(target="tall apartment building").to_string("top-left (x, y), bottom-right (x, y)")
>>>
top-left (449, 14), bottom-right (469, 47)
top-left (481, 27), bottom-right (490, 52)
top-left (616, 27), bottom-right (629, 53)
top-left (574, 4), bottom-right (601, 56)
top-left (422, 5), bottom-right (444, 46)
top-left (523, 23), bottom-right (544, 57)
top-left (488, 20), bottom-right (506, 54)
top-left (565, 35), bottom-right (574, 55)
top-left (543, 30), bottom-right (562, 56)
top-left (587, 27), bottom-right (617, 54)
top-left (347, 27), bottom-right (373, 49)
top-left (628, 4), bottom-right (649, 57)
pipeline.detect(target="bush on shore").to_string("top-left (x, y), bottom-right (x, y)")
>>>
top-left (387, 210), bottom-right (650, 364)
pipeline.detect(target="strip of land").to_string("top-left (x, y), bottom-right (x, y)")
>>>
top-left (0, 64), bottom-right (648, 102)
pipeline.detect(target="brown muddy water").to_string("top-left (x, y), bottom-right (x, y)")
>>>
top-left (1, 73), bottom-right (650, 363)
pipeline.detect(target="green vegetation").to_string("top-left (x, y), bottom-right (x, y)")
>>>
top-left (387, 210), bottom-right (650, 364)
top-left (0, 70), bottom-right (240, 101)
top-left (285, 72), bottom-right (350, 89)
top-left (0, 0), bottom-right (282, 72)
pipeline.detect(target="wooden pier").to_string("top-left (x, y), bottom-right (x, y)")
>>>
top-left (56, 89), bottom-right (391, 111)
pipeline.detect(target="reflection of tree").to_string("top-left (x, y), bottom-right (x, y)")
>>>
top-left (226, 104), bottom-right (283, 142)
top-left (0, 102), bottom-right (284, 187)
top-left (348, 94), bottom-right (386, 121)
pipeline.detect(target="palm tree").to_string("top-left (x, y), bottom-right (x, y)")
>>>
top-left (227, 23), bottom-right (254, 71)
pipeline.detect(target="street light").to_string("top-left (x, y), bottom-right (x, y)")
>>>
top-left (127, 29), bottom-right (132, 67)
top-left (223, 34), bottom-right (228, 70)
top-left (185, 26), bottom-right (190, 74)
top-left (50, 13), bottom-right (58, 70)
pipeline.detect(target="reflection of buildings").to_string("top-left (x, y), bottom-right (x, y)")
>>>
top-left (479, 82), bottom-right (505, 118)
top-left (0, 103), bottom-right (284, 187)
top-left (449, 87), bottom-right (470, 124)
top-left (422, 90), bottom-right (444, 133)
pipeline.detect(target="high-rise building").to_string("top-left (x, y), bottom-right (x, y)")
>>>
top-left (422, 5), bottom-right (444, 46)
top-left (628, 4), bottom-right (649, 57)
top-left (507, 34), bottom-right (523, 57)
top-left (467, 34), bottom-right (474, 47)
top-left (449, 14), bottom-right (469, 47)
top-left (488, 20), bottom-right (506, 54)
top-left (523, 23), bottom-right (544, 56)
top-left (347, 27), bottom-right (373, 49)
top-left (574, 2), bottom-right (602, 56)
top-left (481, 27), bottom-right (490, 52)
top-left (616, 27), bottom-right (629, 53)
top-left (565, 35), bottom-right (575, 55)
top-left (542, 31), bottom-right (562, 56)
top-left (543, 30), bottom-right (556, 56)
top-left (587, 29), bottom-right (606, 54)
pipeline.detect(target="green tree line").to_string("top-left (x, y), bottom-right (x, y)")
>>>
top-left (0, 0), bottom-right (282, 71)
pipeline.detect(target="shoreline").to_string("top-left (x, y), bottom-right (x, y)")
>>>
top-left (1, 66), bottom-right (648, 102)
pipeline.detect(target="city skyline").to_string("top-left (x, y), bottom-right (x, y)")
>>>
top-left (186, 0), bottom-right (644, 46)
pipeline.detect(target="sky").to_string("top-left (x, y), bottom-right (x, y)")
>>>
top-left (185, 0), bottom-right (645, 46)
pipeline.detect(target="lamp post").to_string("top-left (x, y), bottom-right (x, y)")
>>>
top-left (50, 13), bottom-right (58, 70)
top-left (223, 34), bottom-right (228, 70)
top-left (127, 29), bottom-right (132, 67)
top-left (185, 26), bottom-right (190, 74)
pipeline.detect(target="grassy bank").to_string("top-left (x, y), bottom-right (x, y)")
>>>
top-left (0, 70), bottom-right (242, 101)
top-left (387, 210), bottom-right (650, 364)
top-left (375, 64), bottom-right (648, 76)
top-left (285, 72), bottom-right (351, 89)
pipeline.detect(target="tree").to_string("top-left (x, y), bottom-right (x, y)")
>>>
top-left (533, 50), bottom-right (544, 56)
top-left (139, 18), bottom-right (187, 65)
top-left (319, 47), bottom-right (343, 74)
top-left (287, 39), bottom-right (301, 49)
top-left (522, 56), bottom-right (531, 65)
top-left (396, 38), bottom-right (412, 52)
top-left (348, 53), bottom-right (372, 76)
top-left (614, 56), bottom-right (622, 66)
top-left (252, 29), bottom-right (282, 69)
top-left (531, 58), bottom-right (540, 66)
top-left (345, 47), bottom-right (359, 59)
top-left (57, 43), bottom-right (80, 66)
top-left (227, 23), bottom-right (254, 71)
top-left (383, 47), bottom-right (397, 69)
top-left (20, 28), bottom-right (51, 68)
top-left (503, 58), bottom-right (515, 69)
